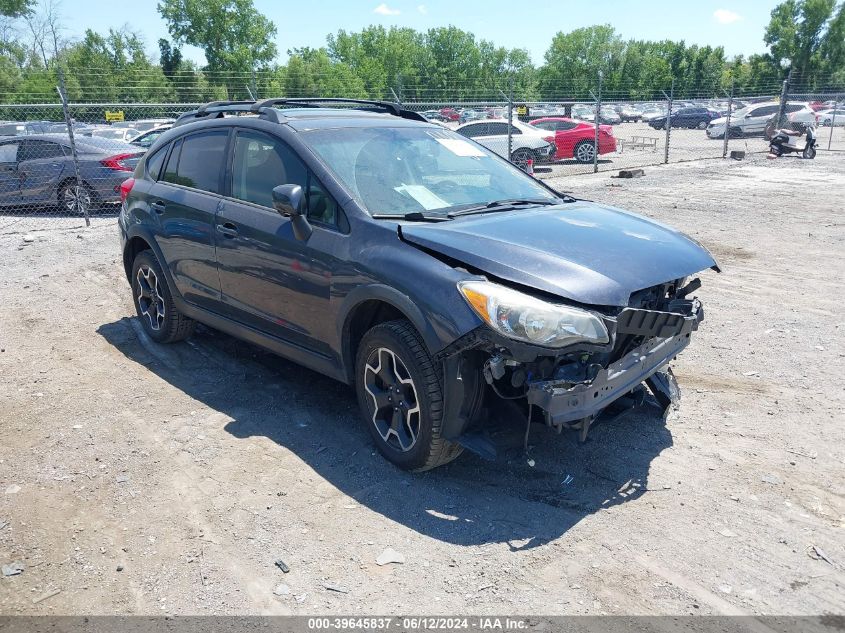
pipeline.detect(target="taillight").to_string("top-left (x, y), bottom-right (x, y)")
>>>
top-left (119, 178), bottom-right (135, 203)
top-left (101, 152), bottom-right (141, 172)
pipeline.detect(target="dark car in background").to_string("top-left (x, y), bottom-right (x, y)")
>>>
top-left (118, 98), bottom-right (716, 472)
top-left (0, 134), bottom-right (142, 213)
top-left (647, 106), bottom-right (715, 130)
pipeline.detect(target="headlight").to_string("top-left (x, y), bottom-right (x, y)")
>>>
top-left (458, 280), bottom-right (609, 348)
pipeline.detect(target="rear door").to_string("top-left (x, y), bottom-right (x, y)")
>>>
top-left (0, 141), bottom-right (21, 205)
top-left (744, 105), bottom-right (778, 134)
top-left (214, 128), bottom-right (344, 354)
top-left (17, 140), bottom-right (67, 203)
top-left (151, 130), bottom-right (229, 309)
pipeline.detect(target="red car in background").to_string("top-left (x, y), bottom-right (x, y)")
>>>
top-left (439, 107), bottom-right (460, 121)
top-left (528, 117), bottom-right (617, 163)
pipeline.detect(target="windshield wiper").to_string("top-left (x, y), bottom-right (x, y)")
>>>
top-left (371, 211), bottom-right (450, 222)
top-left (448, 198), bottom-right (559, 218)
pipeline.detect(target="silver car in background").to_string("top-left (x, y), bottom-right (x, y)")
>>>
top-left (0, 134), bottom-right (142, 214)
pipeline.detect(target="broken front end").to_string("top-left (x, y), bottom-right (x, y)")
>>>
top-left (438, 277), bottom-right (704, 454)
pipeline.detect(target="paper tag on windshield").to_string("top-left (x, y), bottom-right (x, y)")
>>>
top-left (435, 138), bottom-right (485, 157)
top-left (394, 185), bottom-right (449, 210)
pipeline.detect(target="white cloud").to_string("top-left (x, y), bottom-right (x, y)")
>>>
top-left (713, 9), bottom-right (742, 24)
top-left (417, 4), bottom-right (428, 14)
top-left (374, 3), bottom-right (401, 15)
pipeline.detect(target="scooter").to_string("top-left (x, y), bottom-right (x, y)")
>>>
top-left (769, 125), bottom-right (817, 159)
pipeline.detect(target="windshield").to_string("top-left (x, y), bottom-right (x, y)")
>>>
top-left (303, 126), bottom-right (559, 217)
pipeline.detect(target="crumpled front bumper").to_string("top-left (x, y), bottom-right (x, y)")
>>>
top-left (526, 302), bottom-right (702, 425)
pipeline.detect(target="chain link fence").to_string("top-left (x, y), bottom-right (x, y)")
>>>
top-left (1, 76), bottom-right (843, 234)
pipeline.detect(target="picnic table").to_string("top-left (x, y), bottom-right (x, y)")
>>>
top-left (618, 135), bottom-right (660, 153)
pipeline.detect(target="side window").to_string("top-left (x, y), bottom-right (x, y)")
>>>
top-left (785, 104), bottom-right (803, 113)
top-left (487, 122), bottom-right (510, 136)
top-left (171, 130), bottom-right (228, 193)
top-left (0, 143), bottom-right (19, 163)
top-left (556, 121), bottom-right (577, 131)
top-left (752, 106), bottom-right (778, 118)
top-left (231, 130), bottom-right (306, 208)
top-left (458, 124), bottom-right (488, 138)
top-left (19, 140), bottom-right (65, 161)
top-left (146, 144), bottom-right (168, 180)
top-left (530, 121), bottom-right (553, 131)
top-left (162, 139), bottom-right (182, 185)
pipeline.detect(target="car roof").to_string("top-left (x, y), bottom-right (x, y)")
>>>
top-left (274, 107), bottom-right (435, 131)
top-left (0, 133), bottom-right (136, 152)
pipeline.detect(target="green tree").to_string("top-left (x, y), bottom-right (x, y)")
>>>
top-left (763, 0), bottom-right (843, 84)
top-left (284, 47), bottom-right (367, 98)
top-left (157, 0), bottom-right (277, 82)
top-left (0, 0), bottom-right (33, 17)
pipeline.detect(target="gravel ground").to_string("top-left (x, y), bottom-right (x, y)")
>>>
top-left (0, 152), bottom-right (843, 616)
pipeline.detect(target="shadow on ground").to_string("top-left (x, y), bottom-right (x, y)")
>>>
top-left (98, 317), bottom-right (673, 550)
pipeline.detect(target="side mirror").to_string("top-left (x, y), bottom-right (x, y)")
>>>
top-left (272, 184), bottom-right (312, 241)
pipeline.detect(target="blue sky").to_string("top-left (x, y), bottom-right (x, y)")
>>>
top-left (54, 0), bottom-right (781, 65)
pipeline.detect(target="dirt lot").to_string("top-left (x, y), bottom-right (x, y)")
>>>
top-left (1, 152), bottom-right (843, 616)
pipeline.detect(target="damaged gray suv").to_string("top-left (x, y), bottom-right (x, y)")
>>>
top-left (119, 98), bottom-right (718, 471)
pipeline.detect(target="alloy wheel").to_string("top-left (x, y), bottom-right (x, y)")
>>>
top-left (136, 266), bottom-right (166, 331)
top-left (63, 184), bottom-right (92, 214)
top-left (363, 347), bottom-right (421, 452)
top-left (575, 142), bottom-right (595, 162)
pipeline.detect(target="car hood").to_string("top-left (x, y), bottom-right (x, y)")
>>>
top-left (710, 116), bottom-right (728, 126)
top-left (400, 202), bottom-right (718, 307)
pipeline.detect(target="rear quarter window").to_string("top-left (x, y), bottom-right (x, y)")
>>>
top-left (145, 145), bottom-right (167, 180)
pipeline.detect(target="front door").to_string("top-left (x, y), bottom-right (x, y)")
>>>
top-left (214, 128), bottom-right (342, 355)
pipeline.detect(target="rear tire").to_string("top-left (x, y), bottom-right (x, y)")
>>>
top-left (130, 250), bottom-right (195, 343)
top-left (355, 319), bottom-right (462, 471)
top-left (58, 180), bottom-right (96, 216)
top-left (697, 120), bottom-right (708, 130)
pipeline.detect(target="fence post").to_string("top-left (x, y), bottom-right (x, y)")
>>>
top-left (663, 78), bottom-right (674, 164)
top-left (56, 66), bottom-right (88, 227)
top-left (776, 68), bottom-right (792, 128)
top-left (828, 93), bottom-right (839, 150)
top-left (593, 71), bottom-right (602, 173)
top-left (723, 78), bottom-right (734, 158)
top-left (507, 77), bottom-right (514, 161)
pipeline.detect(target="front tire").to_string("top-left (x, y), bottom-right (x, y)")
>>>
top-left (803, 145), bottom-right (817, 159)
top-left (510, 148), bottom-right (533, 168)
top-left (130, 250), bottom-right (195, 343)
top-left (355, 320), bottom-right (462, 471)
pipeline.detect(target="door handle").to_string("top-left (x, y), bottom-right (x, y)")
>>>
top-left (216, 222), bottom-right (238, 238)
top-left (151, 200), bottom-right (166, 214)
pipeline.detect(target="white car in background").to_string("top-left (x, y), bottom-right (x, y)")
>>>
top-left (455, 119), bottom-right (556, 165)
top-left (82, 126), bottom-right (141, 143)
top-left (706, 102), bottom-right (815, 139)
top-left (817, 108), bottom-right (845, 126)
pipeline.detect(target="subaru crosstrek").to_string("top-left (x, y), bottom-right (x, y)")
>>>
top-left (118, 98), bottom-right (718, 471)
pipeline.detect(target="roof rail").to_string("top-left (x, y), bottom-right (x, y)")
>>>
top-left (174, 97), bottom-right (428, 127)
top-left (249, 97), bottom-right (427, 122)
top-left (197, 100), bottom-right (255, 115)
